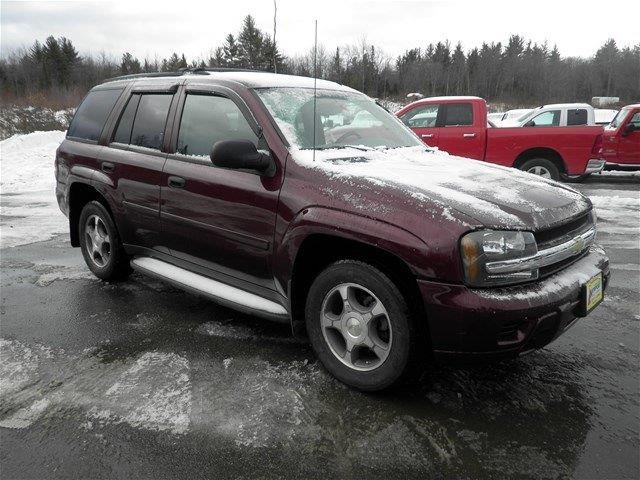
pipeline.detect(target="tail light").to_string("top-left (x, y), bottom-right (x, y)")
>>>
top-left (591, 134), bottom-right (603, 156)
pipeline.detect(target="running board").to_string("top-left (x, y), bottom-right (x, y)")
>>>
top-left (130, 257), bottom-right (289, 321)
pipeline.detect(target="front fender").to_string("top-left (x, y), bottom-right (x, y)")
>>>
top-left (273, 206), bottom-right (437, 294)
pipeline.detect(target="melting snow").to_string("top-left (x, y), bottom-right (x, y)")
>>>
top-left (100, 351), bottom-right (192, 434)
top-left (291, 146), bottom-right (590, 229)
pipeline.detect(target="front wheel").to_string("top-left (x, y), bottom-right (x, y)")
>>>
top-left (305, 260), bottom-right (419, 391)
top-left (519, 157), bottom-right (560, 181)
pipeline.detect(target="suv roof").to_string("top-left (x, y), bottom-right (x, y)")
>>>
top-left (98, 69), bottom-right (352, 92)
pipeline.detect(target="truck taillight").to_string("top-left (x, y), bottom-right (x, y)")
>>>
top-left (591, 134), bottom-right (603, 156)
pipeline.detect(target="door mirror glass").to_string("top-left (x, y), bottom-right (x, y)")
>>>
top-left (210, 140), bottom-right (274, 176)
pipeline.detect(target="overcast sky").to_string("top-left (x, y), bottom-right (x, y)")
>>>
top-left (2, 0), bottom-right (639, 61)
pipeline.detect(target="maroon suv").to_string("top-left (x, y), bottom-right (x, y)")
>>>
top-left (55, 70), bottom-right (609, 390)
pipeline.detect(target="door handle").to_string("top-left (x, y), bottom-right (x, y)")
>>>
top-left (421, 134), bottom-right (434, 138)
top-left (101, 162), bottom-right (115, 173)
top-left (463, 133), bottom-right (476, 138)
top-left (168, 176), bottom-right (186, 188)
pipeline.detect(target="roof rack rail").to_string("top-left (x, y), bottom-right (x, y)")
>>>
top-left (103, 71), bottom-right (184, 82)
top-left (103, 67), bottom-right (267, 83)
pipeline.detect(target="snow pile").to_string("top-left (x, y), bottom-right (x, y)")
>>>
top-left (0, 130), bottom-right (67, 248)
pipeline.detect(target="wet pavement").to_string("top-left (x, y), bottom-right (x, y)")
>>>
top-left (1, 176), bottom-right (638, 479)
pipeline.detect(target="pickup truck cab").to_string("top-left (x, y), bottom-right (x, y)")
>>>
top-left (397, 96), bottom-right (604, 180)
top-left (56, 71), bottom-right (608, 391)
top-left (600, 104), bottom-right (640, 169)
top-left (501, 103), bottom-right (596, 127)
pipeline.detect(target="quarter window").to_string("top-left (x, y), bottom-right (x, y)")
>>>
top-left (567, 108), bottom-right (588, 126)
top-left (443, 103), bottom-right (473, 126)
top-left (177, 94), bottom-right (258, 157)
top-left (67, 89), bottom-right (123, 141)
top-left (129, 94), bottom-right (173, 150)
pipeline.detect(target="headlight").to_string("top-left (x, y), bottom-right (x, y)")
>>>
top-left (589, 209), bottom-right (597, 234)
top-left (461, 230), bottom-right (538, 287)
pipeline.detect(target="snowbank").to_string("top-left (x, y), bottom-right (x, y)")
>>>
top-left (0, 130), bottom-right (67, 248)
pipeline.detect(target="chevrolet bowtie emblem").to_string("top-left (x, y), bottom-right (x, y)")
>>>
top-left (571, 237), bottom-right (585, 254)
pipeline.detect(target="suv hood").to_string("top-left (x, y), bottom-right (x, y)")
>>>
top-left (292, 146), bottom-right (591, 230)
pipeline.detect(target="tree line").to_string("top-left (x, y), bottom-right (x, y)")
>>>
top-left (1, 15), bottom-right (638, 108)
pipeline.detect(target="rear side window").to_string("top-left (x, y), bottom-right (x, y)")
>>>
top-left (177, 94), bottom-right (258, 157)
top-left (567, 108), bottom-right (588, 126)
top-left (113, 94), bottom-right (141, 144)
top-left (400, 105), bottom-right (439, 128)
top-left (67, 89), bottom-right (122, 141)
top-left (443, 103), bottom-right (473, 126)
top-left (129, 94), bottom-right (173, 150)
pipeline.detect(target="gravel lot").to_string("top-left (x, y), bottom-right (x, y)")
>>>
top-left (1, 169), bottom-right (638, 479)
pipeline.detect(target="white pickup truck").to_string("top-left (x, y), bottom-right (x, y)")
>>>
top-left (501, 103), bottom-right (596, 127)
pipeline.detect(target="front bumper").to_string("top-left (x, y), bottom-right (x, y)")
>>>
top-left (585, 159), bottom-right (606, 174)
top-left (418, 245), bottom-right (609, 360)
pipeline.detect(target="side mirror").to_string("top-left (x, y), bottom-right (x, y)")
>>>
top-left (524, 120), bottom-right (535, 127)
top-left (622, 123), bottom-right (636, 136)
top-left (210, 140), bottom-right (275, 176)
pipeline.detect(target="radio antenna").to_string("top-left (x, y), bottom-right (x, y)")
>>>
top-left (312, 19), bottom-right (318, 162)
top-left (273, 0), bottom-right (277, 73)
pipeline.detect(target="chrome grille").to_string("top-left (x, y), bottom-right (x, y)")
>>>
top-left (535, 212), bottom-right (594, 250)
top-left (485, 211), bottom-right (596, 278)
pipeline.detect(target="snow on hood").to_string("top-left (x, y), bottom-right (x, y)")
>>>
top-left (292, 146), bottom-right (591, 230)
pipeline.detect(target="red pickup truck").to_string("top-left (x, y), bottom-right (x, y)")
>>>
top-left (600, 104), bottom-right (640, 169)
top-left (396, 96), bottom-right (605, 181)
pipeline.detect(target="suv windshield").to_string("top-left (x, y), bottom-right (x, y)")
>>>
top-left (255, 87), bottom-right (422, 150)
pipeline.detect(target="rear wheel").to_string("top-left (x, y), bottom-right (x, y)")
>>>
top-left (79, 201), bottom-right (130, 281)
top-left (519, 157), bottom-right (560, 181)
top-left (305, 260), bottom-right (419, 391)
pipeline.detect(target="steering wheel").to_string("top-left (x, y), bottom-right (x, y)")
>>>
top-left (332, 131), bottom-right (363, 145)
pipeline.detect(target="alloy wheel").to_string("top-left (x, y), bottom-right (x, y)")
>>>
top-left (320, 282), bottom-right (392, 371)
top-left (85, 214), bottom-right (112, 268)
top-left (527, 165), bottom-right (552, 178)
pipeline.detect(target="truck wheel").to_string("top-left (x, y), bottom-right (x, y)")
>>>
top-left (305, 260), bottom-right (419, 391)
top-left (519, 158), bottom-right (560, 181)
top-left (79, 201), bottom-right (130, 281)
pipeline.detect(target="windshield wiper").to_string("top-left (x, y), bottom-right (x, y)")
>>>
top-left (313, 145), bottom-right (374, 151)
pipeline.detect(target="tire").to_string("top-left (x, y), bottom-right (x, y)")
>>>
top-left (78, 200), bottom-right (130, 281)
top-left (519, 157), bottom-right (561, 181)
top-left (305, 260), bottom-right (419, 391)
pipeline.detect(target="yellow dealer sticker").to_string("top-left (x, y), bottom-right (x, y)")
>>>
top-left (585, 272), bottom-right (603, 313)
